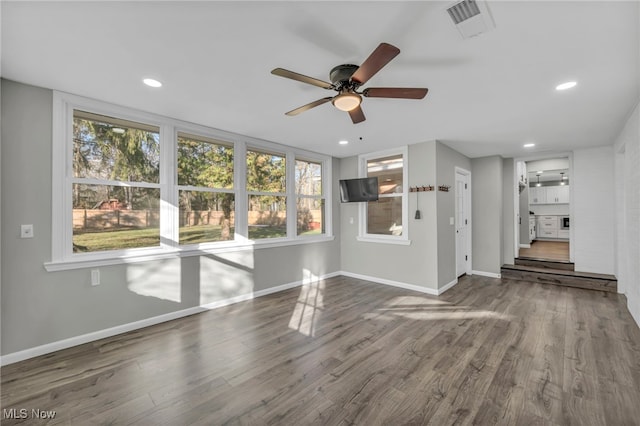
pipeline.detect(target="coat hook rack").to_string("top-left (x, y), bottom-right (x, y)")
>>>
top-left (409, 185), bottom-right (434, 192)
top-left (438, 185), bottom-right (451, 192)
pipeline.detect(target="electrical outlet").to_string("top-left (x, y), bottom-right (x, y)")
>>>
top-left (91, 269), bottom-right (100, 286)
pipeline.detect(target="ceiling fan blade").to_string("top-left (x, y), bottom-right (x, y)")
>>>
top-left (271, 68), bottom-right (334, 90)
top-left (348, 105), bottom-right (366, 124)
top-left (350, 43), bottom-right (401, 85)
top-left (363, 87), bottom-right (428, 99)
top-left (285, 97), bottom-right (334, 116)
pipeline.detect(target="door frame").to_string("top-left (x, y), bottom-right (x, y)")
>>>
top-left (512, 152), bottom-right (574, 263)
top-left (455, 167), bottom-right (472, 276)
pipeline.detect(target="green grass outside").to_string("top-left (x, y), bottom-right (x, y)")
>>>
top-left (73, 224), bottom-right (320, 252)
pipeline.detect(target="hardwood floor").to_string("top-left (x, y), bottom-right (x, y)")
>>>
top-left (520, 240), bottom-right (570, 262)
top-left (2, 275), bottom-right (640, 425)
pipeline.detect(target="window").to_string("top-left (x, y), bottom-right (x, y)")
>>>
top-left (72, 111), bottom-right (161, 252)
top-left (295, 159), bottom-right (324, 236)
top-left (49, 92), bottom-right (333, 270)
top-left (177, 132), bottom-right (234, 245)
top-left (246, 149), bottom-right (287, 239)
top-left (358, 148), bottom-right (409, 243)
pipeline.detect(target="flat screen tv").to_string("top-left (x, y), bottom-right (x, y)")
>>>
top-left (339, 177), bottom-right (379, 203)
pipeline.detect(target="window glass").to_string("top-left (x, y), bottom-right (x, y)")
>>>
top-left (247, 150), bottom-right (286, 193)
top-left (177, 133), bottom-right (233, 189)
top-left (178, 191), bottom-right (235, 244)
top-left (248, 195), bottom-right (287, 239)
top-left (363, 152), bottom-right (405, 237)
top-left (295, 159), bottom-right (324, 236)
top-left (72, 184), bottom-right (160, 252)
top-left (72, 111), bottom-right (161, 252)
top-left (73, 111), bottom-right (159, 183)
top-left (177, 133), bottom-right (235, 245)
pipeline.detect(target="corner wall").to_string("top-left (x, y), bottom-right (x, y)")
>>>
top-left (614, 101), bottom-right (640, 327)
top-left (471, 156), bottom-right (504, 275)
top-left (572, 146), bottom-right (615, 274)
top-left (339, 142), bottom-right (439, 290)
top-left (436, 142), bottom-right (471, 287)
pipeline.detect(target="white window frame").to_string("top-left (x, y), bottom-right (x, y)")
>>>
top-left (294, 156), bottom-right (327, 237)
top-left (47, 91), bottom-right (333, 271)
top-left (175, 129), bottom-right (238, 249)
top-left (357, 146), bottom-right (410, 245)
top-left (246, 146), bottom-right (289, 241)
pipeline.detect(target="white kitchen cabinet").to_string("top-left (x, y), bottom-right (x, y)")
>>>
top-left (556, 185), bottom-right (570, 203)
top-left (557, 230), bottom-right (569, 239)
top-left (530, 185), bottom-right (569, 205)
top-left (537, 216), bottom-right (559, 238)
top-left (530, 187), bottom-right (546, 204)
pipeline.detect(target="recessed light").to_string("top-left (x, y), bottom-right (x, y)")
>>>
top-left (338, 140), bottom-right (349, 145)
top-left (538, 171), bottom-right (544, 174)
top-left (143, 78), bottom-right (162, 88)
top-left (523, 143), bottom-right (535, 148)
top-left (556, 81), bottom-right (577, 91)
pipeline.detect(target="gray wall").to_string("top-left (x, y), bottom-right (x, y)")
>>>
top-left (435, 142), bottom-right (471, 287)
top-left (340, 142), bottom-right (439, 289)
top-left (1, 79), bottom-right (341, 355)
top-left (471, 156), bottom-right (504, 274)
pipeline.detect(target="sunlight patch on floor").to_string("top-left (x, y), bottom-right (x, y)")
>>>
top-left (288, 270), bottom-right (325, 336)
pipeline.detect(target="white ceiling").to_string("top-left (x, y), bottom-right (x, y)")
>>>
top-left (2, 1), bottom-right (638, 159)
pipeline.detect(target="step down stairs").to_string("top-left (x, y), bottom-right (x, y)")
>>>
top-left (501, 259), bottom-right (617, 293)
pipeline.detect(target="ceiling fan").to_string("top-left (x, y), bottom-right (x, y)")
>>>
top-left (271, 42), bottom-right (428, 124)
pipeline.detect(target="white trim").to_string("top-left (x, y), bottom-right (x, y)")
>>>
top-left (455, 167), bottom-right (472, 276)
top-left (439, 278), bottom-right (459, 294)
top-left (358, 146), bottom-right (409, 242)
top-left (471, 270), bottom-right (502, 278)
top-left (355, 236), bottom-right (411, 245)
top-left (44, 235), bottom-right (335, 271)
top-left (339, 271), bottom-right (443, 295)
top-left (0, 271), bottom-right (342, 366)
top-left (519, 244), bottom-right (531, 249)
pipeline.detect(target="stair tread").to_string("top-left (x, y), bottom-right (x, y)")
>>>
top-left (501, 264), bottom-right (616, 281)
top-left (517, 256), bottom-right (574, 265)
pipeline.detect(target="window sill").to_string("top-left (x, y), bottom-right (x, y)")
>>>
top-left (356, 236), bottom-right (411, 246)
top-left (44, 235), bottom-right (335, 272)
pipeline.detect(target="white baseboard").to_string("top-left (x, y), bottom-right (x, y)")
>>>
top-left (1, 271), bottom-right (342, 366)
top-left (471, 270), bottom-right (502, 279)
top-left (519, 244), bottom-right (531, 249)
top-left (439, 278), bottom-right (458, 294)
top-left (339, 271), bottom-right (456, 296)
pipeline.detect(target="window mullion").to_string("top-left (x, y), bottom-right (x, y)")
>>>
top-left (286, 151), bottom-right (296, 238)
top-left (235, 140), bottom-right (248, 241)
top-left (160, 124), bottom-right (178, 249)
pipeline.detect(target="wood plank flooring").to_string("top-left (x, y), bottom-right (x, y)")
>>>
top-left (2, 275), bottom-right (640, 425)
top-left (520, 240), bottom-right (570, 262)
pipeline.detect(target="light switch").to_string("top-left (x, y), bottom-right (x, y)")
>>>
top-left (349, 217), bottom-right (354, 225)
top-left (449, 217), bottom-right (455, 226)
top-left (21, 224), bottom-right (34, 238)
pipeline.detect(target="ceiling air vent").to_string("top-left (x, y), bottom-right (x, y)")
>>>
top-left (446, 0), bottom-right (495, 39)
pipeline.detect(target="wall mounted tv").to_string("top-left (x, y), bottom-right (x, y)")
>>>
top-left (339, 177), bottom-right (379, 203)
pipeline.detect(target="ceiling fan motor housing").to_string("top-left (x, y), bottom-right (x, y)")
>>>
top-left (330, 64), bottom-right (359, 87)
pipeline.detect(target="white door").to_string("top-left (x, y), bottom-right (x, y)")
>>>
top-left (455, 169), bottom-right (470, 277)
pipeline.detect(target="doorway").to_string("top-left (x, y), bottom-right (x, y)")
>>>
top-left (515, 157), bottom-right (571, 263)
top-left (455, 167), bottom-right (471, 276)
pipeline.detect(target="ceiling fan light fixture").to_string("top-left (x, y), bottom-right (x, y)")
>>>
top-left (332, 92), bottom-right (362, 112)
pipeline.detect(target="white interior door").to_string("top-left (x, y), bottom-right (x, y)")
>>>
top-left (455, 169), bottom-right (470, 277)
